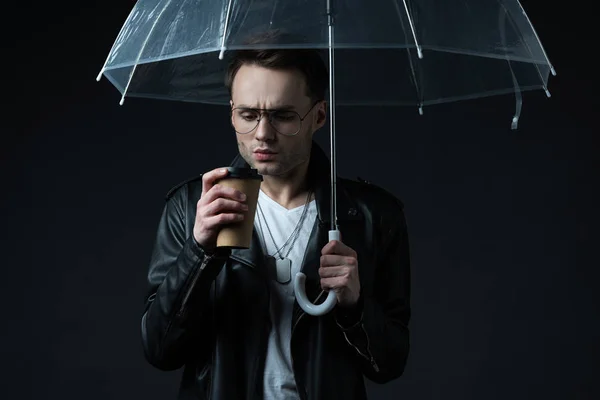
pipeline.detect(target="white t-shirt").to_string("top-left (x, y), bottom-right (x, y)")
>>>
top-left (254, 189), bottom-right (317, 400)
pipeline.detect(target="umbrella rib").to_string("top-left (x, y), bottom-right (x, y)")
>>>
top-left (401, 0), bottom-right (423, 59)
top-left (119, 0), bottom-right (174, 105)
top-left (269, 0), bottom-right (279, 25)
top-left (498, 6), bottom-right (523, 129)
top-left (515, 0), bottom-right (556, 76)
top-left (393, 0), bottom-right (423, 114)
top-left (219, 0), bottom-right (234, 60)
top-left (96, 5), bottom-right (139, 82)
top-left (499, 0), bottom-right (552, 98)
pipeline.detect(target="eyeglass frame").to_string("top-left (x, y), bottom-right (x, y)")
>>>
top-left (230, 100), bottom-right (322, 136)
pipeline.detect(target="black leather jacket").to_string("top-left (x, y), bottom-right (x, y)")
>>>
top-left (141, 142), bottom-right (411, 399)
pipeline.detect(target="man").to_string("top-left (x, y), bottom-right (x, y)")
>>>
top-left (142, 32), bottom-right (411, 400)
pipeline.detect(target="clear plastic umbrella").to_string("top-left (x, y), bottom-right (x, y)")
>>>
top-left (97, 0), bottom-right (555, 316)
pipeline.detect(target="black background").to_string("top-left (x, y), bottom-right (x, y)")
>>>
top-left (3, 1), bottom-right (597, 399)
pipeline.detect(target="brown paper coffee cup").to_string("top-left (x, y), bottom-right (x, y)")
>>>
top-left (215, 167), bottom-right (262, 249)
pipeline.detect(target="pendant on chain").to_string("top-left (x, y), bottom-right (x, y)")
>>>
top-left (266, 255), bottom-right (292, 284)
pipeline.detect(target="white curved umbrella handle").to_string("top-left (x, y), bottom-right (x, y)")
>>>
top-left (293, 230), bottom-right (340, 316)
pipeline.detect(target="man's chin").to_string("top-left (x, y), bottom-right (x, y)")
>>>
top-left (253, 162), bottom-right (287, 177)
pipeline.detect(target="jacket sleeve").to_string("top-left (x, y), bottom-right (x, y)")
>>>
top-left (141, 185), bottom-right (227, 371)
top-left (335, 199), bottom-right (411, 383)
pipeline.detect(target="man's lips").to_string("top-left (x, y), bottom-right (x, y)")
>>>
top-left (253, 150), bottom-right (277, 161)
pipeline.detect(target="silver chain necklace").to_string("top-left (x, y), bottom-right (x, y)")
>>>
top-left (256, 190), bottom-right (312, 284)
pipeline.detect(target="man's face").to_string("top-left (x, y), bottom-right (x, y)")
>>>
top-left (230, 64), bottom-right (326, 178)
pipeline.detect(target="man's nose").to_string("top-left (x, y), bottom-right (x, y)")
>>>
top-left (254, 115), bottom-right (276, 140)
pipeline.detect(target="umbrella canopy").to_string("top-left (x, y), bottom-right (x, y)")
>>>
top-left (97, 0), bottom-right (555, 128)
top-left (97, 0), bottom-right (556, 315)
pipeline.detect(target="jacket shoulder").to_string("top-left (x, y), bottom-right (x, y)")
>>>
top-left (342, 176), bottom-right (405, 211)
top-left (165, 174), bottom-right (204, 201)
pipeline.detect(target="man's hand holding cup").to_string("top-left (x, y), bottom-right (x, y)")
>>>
top-left (193, 167), bottom-right (262, 252)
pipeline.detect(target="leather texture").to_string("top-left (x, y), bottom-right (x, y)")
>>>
top-left (141, 141), bottom-right (411, 400)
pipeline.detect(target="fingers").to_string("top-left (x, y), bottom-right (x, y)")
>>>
top-left (319, 255), bottom-right (354, 287)
top-left (201, 167), bottom-right (229, 196)
top-left (197, 181), bottom-right (247, 218)
top-left (320, 276), bottom-right (350, 291)
top-left (319, 253), bottom-right (356, 286)
top-left (201, 183), bottom-right (247, 206)
top-left (201, 212), bottom-right (245, 231)
top-left (320, 254), bottom-right (356, 269)
top-left (204, 197), bottom-right (248, 217)
top-left (321, 240), bottom-right (357, 257)
top-left (197, 187), bottom-right (248, 231)
top-left (318, 264), bottom-right (349, 278)
top-left (193, 167), bottom-right (250, 249)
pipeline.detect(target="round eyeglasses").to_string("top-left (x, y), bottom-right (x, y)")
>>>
top-left (231, 101), bottom-right (320, 136)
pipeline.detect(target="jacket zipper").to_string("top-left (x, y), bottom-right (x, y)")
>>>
top-left (182, 254), bottom-right (266, 398)
top-left (341, 322), bottom-right (380, 372)
top-left (229, 255), bottom-right (270, 399)
top-left (208, 284), bottom-right (216, 400)
top-left (291, 289), bottom-right (326, 343)
top-left (177, 253), bottom-right (215, 317)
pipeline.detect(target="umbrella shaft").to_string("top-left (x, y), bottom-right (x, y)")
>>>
top-left (327, 0), bottom-right (337, 232)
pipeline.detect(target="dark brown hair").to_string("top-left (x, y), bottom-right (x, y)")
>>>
top-left (224, 30), bottom-right (328, 102)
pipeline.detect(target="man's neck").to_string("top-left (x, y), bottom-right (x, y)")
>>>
top-left (260, 162), bottom-right (313, 210)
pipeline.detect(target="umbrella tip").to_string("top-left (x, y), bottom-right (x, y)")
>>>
top-left (417, 48), bottom-right (423, 59)
top-left (119, 97), bottom-right (125, 106)
top-left (511, 116), bottom-right (519, 130)
top-left (96, 69), bottom-right (104, 82)
top-left (418, 106), bottom-right (423, 115)
top-left (550, 66), bottom-right (557, 76)
top-left (218, 48), bottom-right (225, 60)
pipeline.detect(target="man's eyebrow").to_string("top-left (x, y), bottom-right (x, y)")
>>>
top-left (236, 104), bottom-right (297, 111)
top-left (272, 105), bottom-right (296, 111)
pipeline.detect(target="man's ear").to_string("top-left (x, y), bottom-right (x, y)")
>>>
top-left (315, 100), bottom-right (327, 129)
top-left (229, 100), bottom-right (235, 127)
